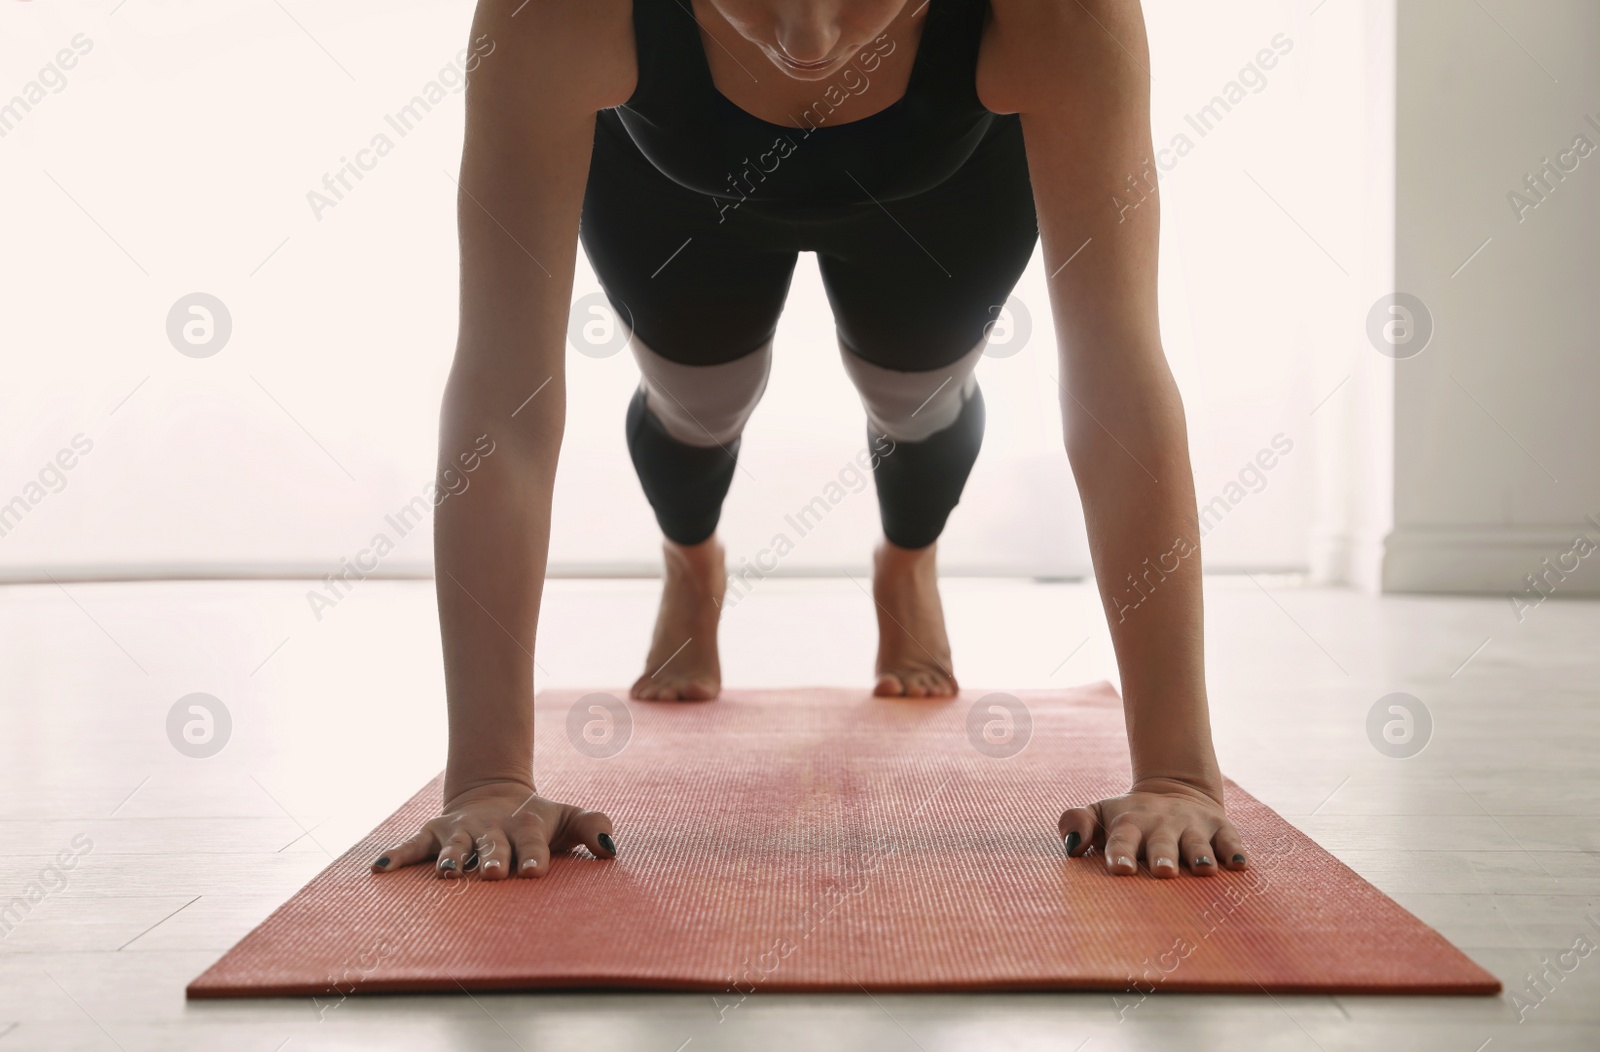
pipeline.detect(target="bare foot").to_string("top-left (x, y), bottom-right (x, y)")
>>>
top-left (631, 535), bottom-right (724, 701)
top-left (871, 538), bottom-right (958, 698)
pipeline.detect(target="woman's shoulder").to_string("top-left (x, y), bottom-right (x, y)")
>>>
top-left (979, 0), bottom-right (1134, 114)
top-left (471, 0), bottom-right (637, 112)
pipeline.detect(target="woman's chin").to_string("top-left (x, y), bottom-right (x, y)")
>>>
top-left (769, 53), bottom-right (846, 81)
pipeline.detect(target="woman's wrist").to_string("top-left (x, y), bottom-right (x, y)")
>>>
top-left (1122, 684), bottom-right (1222, 798)
top-left (1128, 771), bottom-right (1225, 805)
top-left (442, 767), bottom-right (536, 805)
top-left (444, 734), bottom-right (533, 794)
top-left (1127, 721), bottom-right (1224, 801)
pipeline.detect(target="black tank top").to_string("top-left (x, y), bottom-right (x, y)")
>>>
top-left (596, 0), bottom-right (1002, 216)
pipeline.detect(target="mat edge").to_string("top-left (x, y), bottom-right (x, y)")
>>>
top-left (186, 977), bottom-right (1503, 998)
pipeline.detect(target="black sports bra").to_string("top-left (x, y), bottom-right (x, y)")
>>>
top-left (595, 0), bottom-right (1004, 215)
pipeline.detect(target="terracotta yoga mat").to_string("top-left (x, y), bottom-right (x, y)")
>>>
top-left (189, 684), bottom-right (1500, 997)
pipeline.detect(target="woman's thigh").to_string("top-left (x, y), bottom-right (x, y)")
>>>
top-left (812, 116), bottom-right (1039, 372)
top-left (581, 118), bottom-right (800, 366)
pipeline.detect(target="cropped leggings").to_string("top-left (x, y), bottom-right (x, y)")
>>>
top-left (578, 113), bottom-right (1038, 550)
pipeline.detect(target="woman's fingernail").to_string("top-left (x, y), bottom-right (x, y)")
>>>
top-left (483, 859), bottom-right (502, 871)
top-left (1115, 855), bottom-right (1132, 869)
top-left (597, 832), bottom-right (617, 855)
top-left (521, 858), bottom-right (538, 871)
top-left (1232, 853), bottom-right (1246, 863)
top-left (438, 858), bottom-right (458, 872)
top-left (1195, 856), bottom-right (1212, 867)
top-left (1155, 856), bottom-right (1175, 870)
top-left (373, 856), bottom-right (390, 869)
top-left (1064, 831), bottom-right (1081, 854)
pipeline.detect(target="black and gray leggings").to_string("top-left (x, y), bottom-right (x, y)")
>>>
top-left (578, 113), bottom-right (1039, 550)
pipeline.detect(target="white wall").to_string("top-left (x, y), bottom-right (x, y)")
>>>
top-left (0, 0), bottom-right (1365, 582)
top-left (1382, 0), bottom-right (1600, 596)
top-left (1307, 0), bottom-right (1397, 594)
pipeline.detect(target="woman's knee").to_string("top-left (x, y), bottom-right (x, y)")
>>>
top-left (631, 335), bottom-right (773, 448)
top-left (838, 336), bottom-right (986, 443)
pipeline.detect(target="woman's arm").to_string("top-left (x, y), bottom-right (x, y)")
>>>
top-left (984, 0), bottom-right (1246, 877)
top-left (374, 0), bottom-right (636, 879)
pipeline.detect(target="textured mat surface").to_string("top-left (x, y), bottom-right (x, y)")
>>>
top-left (189, 684), bottom-right (1499, 997)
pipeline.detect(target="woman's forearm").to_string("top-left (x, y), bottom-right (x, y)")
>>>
top-left (435, 375), bottom-right (565, 801)
top-left (1065, 364), bottom-right (1222, 796)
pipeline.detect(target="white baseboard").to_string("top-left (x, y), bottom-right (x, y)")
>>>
top-left (1382, 521), bottom-right (1600, 595)
top-left (0, 562), bottom-right (435, 585)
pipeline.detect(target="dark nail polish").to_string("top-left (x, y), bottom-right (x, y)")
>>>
top-left (1064, 831), bottom-right (1081, 854)
top-left (438, 858), bottom-right (458, 871)
top-left (373, 856), bottom-right (390, 869)
top-left (597, 832), bottom-right (617, 855)
top-left (1195, 856), bottom-right (1211, 867)
top-left (1232, 853), bottom-right (1246, 863)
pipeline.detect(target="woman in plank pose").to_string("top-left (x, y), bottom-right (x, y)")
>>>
top-left (373, 0), bottom-right (1249, 882)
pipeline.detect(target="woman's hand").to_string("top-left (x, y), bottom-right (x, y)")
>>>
top-left (1059, 777), bottom-right (1246, 878)
top-left (370, 780), bottom-right (616, 879)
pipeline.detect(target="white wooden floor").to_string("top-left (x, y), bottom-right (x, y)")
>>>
top-left (1, 575), bottom-right (1596, 1050)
